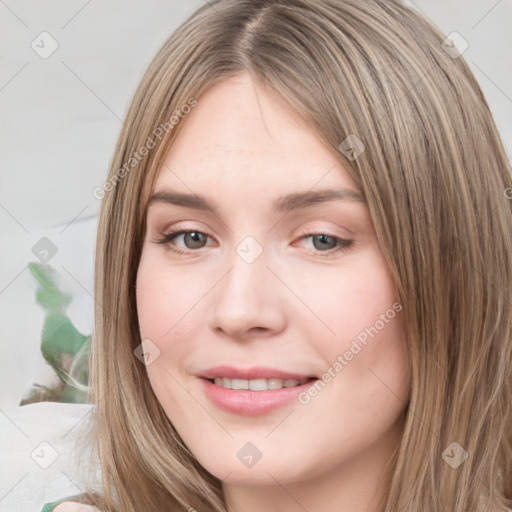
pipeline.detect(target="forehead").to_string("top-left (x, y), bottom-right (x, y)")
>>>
top-left (153, 73), bottom-right (359, 196)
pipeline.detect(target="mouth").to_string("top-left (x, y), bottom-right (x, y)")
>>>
top-left (197, 366), bottom-right (318, 416)
top-left (206, 376), bottom-right (314, 391)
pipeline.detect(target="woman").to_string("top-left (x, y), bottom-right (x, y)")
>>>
top-left (43, 0), bottom-right (512, 510)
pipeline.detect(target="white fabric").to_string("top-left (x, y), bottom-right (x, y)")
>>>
top-left (0, 402), bottom-right (97, 512)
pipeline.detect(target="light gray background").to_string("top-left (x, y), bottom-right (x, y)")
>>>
top-left (1, 0), bottom-right (511, 409)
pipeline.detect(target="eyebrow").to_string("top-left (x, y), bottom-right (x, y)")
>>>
top-left (148, 188), bottom-right (366, 215)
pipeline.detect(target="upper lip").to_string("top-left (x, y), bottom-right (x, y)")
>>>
top-left (199, 365), bottom-right (317, 381)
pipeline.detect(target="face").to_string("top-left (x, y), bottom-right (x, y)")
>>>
top-left (136, 73), bottom-right (410, 491)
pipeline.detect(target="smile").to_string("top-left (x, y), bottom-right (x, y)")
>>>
top-left (198, 366), bottom-right (318, 416)
top-left (211, 377), bottom-right (310, 390)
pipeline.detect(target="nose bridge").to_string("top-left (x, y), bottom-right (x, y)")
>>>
top-left (210, 233), bottom-right (285, 337)
top-left (220, 235), bottom-right (271, 306)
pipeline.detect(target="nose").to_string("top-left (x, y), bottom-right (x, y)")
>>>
top-left (209, 244), bottom-right (286, 341)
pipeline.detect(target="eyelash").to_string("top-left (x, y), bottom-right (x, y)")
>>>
top-left (154, 228), bottom-right (354, 258)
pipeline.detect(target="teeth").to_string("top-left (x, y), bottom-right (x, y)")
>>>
top-left (268, 378), bottom-right (284, 390)
top-left (249, 379), bottom-right (268, 391)
top-left (231, 378), bottom-right (249, 390)
top-left (212, 377), bottom-right (305, 390)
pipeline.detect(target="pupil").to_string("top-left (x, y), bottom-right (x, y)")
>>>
top-left (186, 232), bottom-right (206, 249)
top-left (313, 234), bottom-right (335, 250)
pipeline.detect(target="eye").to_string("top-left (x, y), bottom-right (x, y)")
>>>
top-left (297, 233), bottom-right (353, 256)
top-left (154, 229), bottom-right (354, 258)
top-left (155, 229), bottom-right (214, 255)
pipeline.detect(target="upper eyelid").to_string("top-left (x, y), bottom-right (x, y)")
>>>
top-left (147, 202), bottom-right (364, 236)
top-left (161, 228), bottom-right (351, 246)
top-left (156, 216), bottom-right (355, 235)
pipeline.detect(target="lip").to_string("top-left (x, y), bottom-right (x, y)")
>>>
top-left (198, 365), bottom-right (318, 416)
top-left (199, 365), bottom-right (315, 381)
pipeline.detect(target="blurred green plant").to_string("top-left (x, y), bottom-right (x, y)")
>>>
top-left (19, 262), bottom-right (91, 405)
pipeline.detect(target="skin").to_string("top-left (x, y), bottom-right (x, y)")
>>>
top-left (54, 504), bottom-right (99, 511)
top-left (135, 72), bottom-right (411, 512)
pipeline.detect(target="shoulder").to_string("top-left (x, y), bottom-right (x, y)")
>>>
top-left (53, 503), bottom-right (101, 511)
top-left (41, 492), bottom-right (103, 512)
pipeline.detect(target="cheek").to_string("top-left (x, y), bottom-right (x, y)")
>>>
top-left (135, 260), bottom-right (197, 414)
top-left (297, 251), bottom-right (409, 403)
top-left (296, 253), bottom-right (399, 344)
top-left (135, 255), bottom-right (206, 341)
top-left (135, 253), bottom-right (215, 409)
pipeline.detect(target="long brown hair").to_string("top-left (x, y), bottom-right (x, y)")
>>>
top-left (88, 1), bottom-right (512, 510)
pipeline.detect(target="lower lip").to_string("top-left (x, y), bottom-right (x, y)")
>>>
top-left (199, 378), bottom-right (317, 416)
